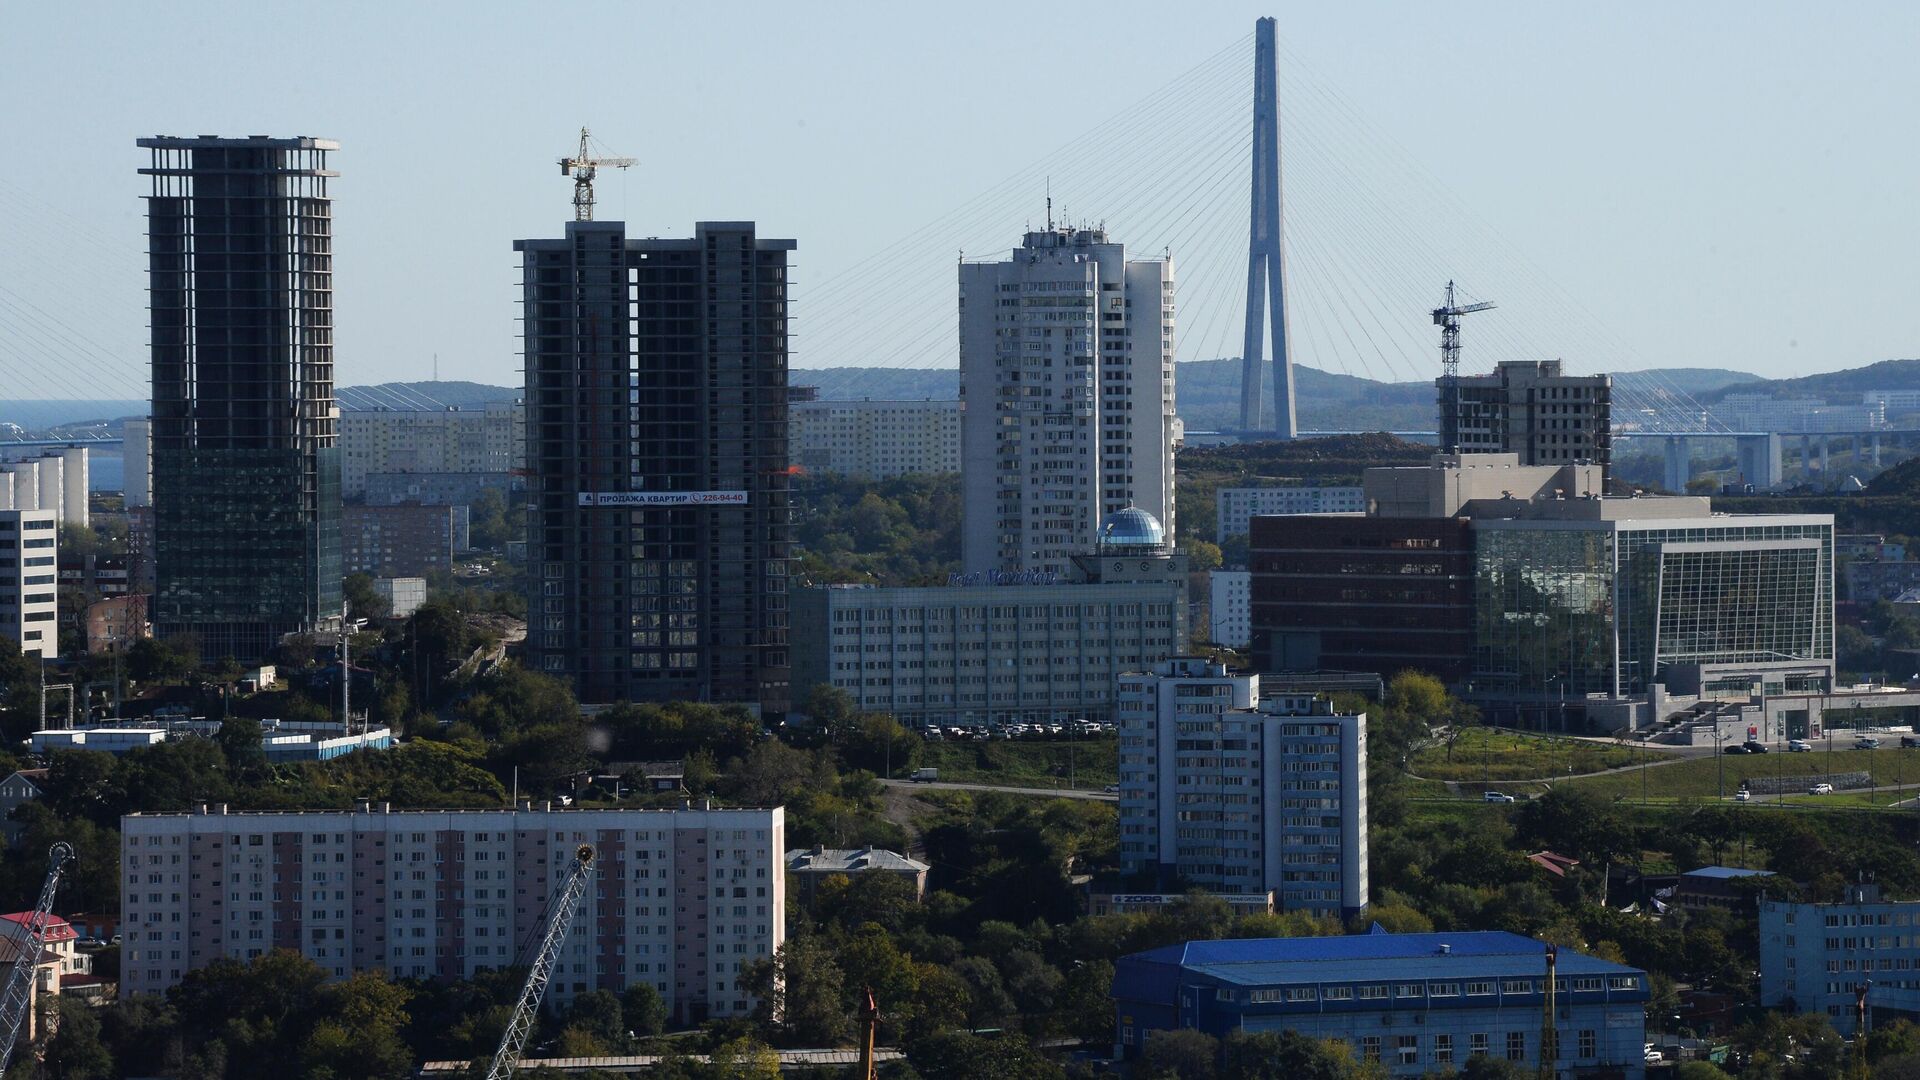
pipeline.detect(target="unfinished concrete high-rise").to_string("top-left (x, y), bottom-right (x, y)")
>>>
top-left (516, 220), bottom-right (794, 712)
top-left (140, 136), bottom-right (343, 661)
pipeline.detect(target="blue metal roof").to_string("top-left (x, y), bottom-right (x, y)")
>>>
top-left (1682, 865), bottom-right (1776, 881)
top-left (1122, 931), bottom-right (1643, 988)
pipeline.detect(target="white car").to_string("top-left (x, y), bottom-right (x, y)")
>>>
top-left (1645, 1047), bottom-right (1665, 1064)
top-left (1788, 740), bottom-right (1813, 752)
top-left (1857, 737), bottom-right (1882, 750)
top-left (1483, 791), bottom-right (1518, 804)
top-left (1809, 783), bottom-right (1836, 796)
top-left (1734, 789), bottom-right (1752, 802)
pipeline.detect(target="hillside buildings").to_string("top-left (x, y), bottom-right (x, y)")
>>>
top-left (1440, 360), bottom-right (1611, 476)
top-left (790, 399), bottom-right (960, 479)
top-left (1215, 485), bottom-right (1362, 541)
top-left (959, 226), bottom-right (1176, 577)
top-left (1114, 932), bottom-right (1649, 1078)
top-left (141, 136), bottom-right (343, 661)
top-left (1116, 658), bottom-right (1368, 918)
top-left (339, 402), bottom-right (523, 500)
top-left (1760, 881), bottom-right (1920, 1036)
top-left (341, 504), bottom-right (469, 578)
top-left (120, 803), bottom-right (784, 1023)
top-left (517, 220), bottom-right (794, 711)
top-left (0, 510), bottom-right (59, 660)
top-left (792, 509), bottom-right (1187, 729)
top-left (786, 846), bottom-right (929, 904)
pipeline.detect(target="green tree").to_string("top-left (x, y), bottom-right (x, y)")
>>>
top-left (621, 981), bottom-right (668, 1038)
top-left (40, 995), bottom-right (115, 1080)
top-left (709, 1036), bottom-right (782, 1080)
top-left (1223, 1029), bottom-right (1382, 1080)
top-left (1674, 1063), bottom-right (1735, 1080)
top-left (905, 1031), bottom-right (1066, 1080)
top-left (343, 573), bottom-right (391, 621)
top-left (742, 936), bottom-right (850, 1046)
top-left (565, 988), bottom-right (627, 1048)
top-left (1140, 1027), bottom-right (1219, 1080)
top-left (219, 716), bottom-right (266, 772)
top-left (300, 972), bottom-right (414, 1080)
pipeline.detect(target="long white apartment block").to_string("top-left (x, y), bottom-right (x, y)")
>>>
top-left (790, 398), bottom-right (960, 479)
top-left (121, 803), bottom-right (784, 1023)
top-left (339, 402), bottom-right (523, 498)
top-left (0, 511), bottom-right (58, 659)
top-left (1209, 570), bottom-right (1251, 648)
top-left (1215, 486), bottom-right (1363, 540)
top-left (959, 226), bottom-right (1175, 577)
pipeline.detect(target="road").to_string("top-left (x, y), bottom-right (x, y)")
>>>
top-left (880, 778), bottom-right (1116, 802)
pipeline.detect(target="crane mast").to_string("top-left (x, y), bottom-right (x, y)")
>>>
top-left (558, 128), bottom-right (636, 222)
top-left (485, 844), bottom-right (596, 1080)
top-left (1433, 280), bottom-right (1497, 452)
top-left (0, 842), bottom-right (74, 1073)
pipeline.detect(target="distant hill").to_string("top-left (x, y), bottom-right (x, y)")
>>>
top-left (794, 368), bottom-right (956, 401)
top-left (338, 381), bottom-right (519, 410)
top-left (1697, 358), bottom-right (1920, 404)
top-left (1614, 368), bottom-right (1759, 396)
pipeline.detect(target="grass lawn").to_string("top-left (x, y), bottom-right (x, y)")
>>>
top-left (1410, 727), bottom-right (1664, 782)
top-left (917, 736), bottom-right (1117, 790)
top-left (1559, 747), bottom-right (1920, 804)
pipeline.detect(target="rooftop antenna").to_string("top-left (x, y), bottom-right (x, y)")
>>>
top-left (1046, 176), bottom-right (1053, 231)
top-left (557, 127), bottom-right (636, 222)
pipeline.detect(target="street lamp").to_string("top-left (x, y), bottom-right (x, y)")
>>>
top-left (1714, 729), bottom-right (1729, 801)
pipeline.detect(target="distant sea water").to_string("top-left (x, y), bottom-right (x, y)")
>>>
top-left (0, 400), bottom-right (145, 430)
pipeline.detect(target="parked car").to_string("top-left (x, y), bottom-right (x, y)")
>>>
top-left (1857, 737), bottom-right (1882, 750)
top-left (1743, 741), bottom-right (1770, 754)
top-left (1902, 736), bottom-right (1919, 749)
top-left (1734, 789), bottom-right (1753, 802)
top-left (1788, 739), bottom-right (1813, 752)
top-left (1645, 1047), bottom-right (1665, 1064)
top-left (1724, 743), bottom-right (1750, 755)
top-left (1103, 784), bottom-right (1119, 794)
top-left (1483, 791), bottom-right (1518, 804)
top-left (1809, 783), bottom-right (1836, 796)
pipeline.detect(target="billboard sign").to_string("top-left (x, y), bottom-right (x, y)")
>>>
top-left (578, 491), bottom-right (748, 508)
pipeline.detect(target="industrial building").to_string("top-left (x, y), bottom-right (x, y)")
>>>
top-left (959, 226), bottom-right (1176, 577)
top-left (0, 449), bottom-right (90, 527)
top-left (120, 803), bottom-right (785, 1024)
top-left (1116, 658), bottom-right (1367, 918)
top-left (791, 509), bottom-right (1186, 729)
top-left (790, 398), bottom-right (960, 479)
top-left (1249, 452), bottom-right (1835, 729)
top-left (1113, 931), bottom-right (1649, 1077)
top-left (0, 511), bottom-right (59, 660)
top-left (140, 136), bottom-right (343, 661)
top-left (517, 220), bottom-right (794, 712)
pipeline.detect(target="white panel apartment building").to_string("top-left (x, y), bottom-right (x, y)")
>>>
top-left (339, 402), bottom-right (524, 498)
top-left (1117, 658), bottom-right (1368, 918)
top-left (1215, 486), bottom-right (1364, 540)
top-left (959, 227), bottom-right (1175, 577)
top-left (0, 511), bottom-right (59, 659)
top-left (121, 803), bottom-right (783, 1023)
top-left (791, 399), bottom-right (961, 480)
top-left (1208, 570), bottom-right (1251, 649)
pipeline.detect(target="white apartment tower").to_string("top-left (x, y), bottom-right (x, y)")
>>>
top-left (0, 511), bottom-right (59, 659)
top-left (120, 803), bottom-right (784, 1024)
top-left (1117, 658), bottom-right (1368, 918)
top-left (960, 226), bottom-right (1175, 576)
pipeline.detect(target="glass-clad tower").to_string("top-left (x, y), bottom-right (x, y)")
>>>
top-left (1473, 514), bottom-right (1834, 702)
top-left (141, 136), bottom-right (342, 661)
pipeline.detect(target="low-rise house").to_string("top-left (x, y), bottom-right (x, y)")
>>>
top-left (0, 770), bottom-right (47, 845)
top-left (0, 913), bottom-right (91, 1042)
top-left (786, 846), bottom-right (930, 904)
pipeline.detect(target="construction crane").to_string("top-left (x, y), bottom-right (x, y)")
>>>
top-left (1433, 280), bottom-right (1497, 452)
top-left (558, 128), bottom-right (636, 222)
top-left (484, 844), bottom-right (596, 1080)
top-left (0, 842), bottom-right (74, 1073)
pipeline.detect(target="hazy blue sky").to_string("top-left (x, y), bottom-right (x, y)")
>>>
top-left (2, 1), bottom-right (1915, 398)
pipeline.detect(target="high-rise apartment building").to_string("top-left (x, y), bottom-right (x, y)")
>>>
top-left (959, 227), bottom-right (1175, 577)
top-left (120, 803), bottom-right (785, 1023)
top-left (517, 220), bottom-right (793, 711)
top-left (1117, 658), bottom-right (1368, 917)
top-left (0, 511), bottom-right (59, 659)
top-left (1440, 360), bottom-right (1611, 475)
top-left (1215, 485), bottom-right (1363, 540)
top-left (140, 136), bottom-right (342, 661)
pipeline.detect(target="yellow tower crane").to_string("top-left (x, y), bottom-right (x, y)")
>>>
top-left (558, 127), bottom-right (635, 222)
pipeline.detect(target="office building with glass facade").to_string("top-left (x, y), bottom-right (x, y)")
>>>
top-left (1473, 506), bottom-right (1834, 710)
top-left (141, 137), bottom-right (343, 662)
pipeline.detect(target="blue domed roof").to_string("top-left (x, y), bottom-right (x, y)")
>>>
top-left (1100, 507), bottom-right (1166, 549)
